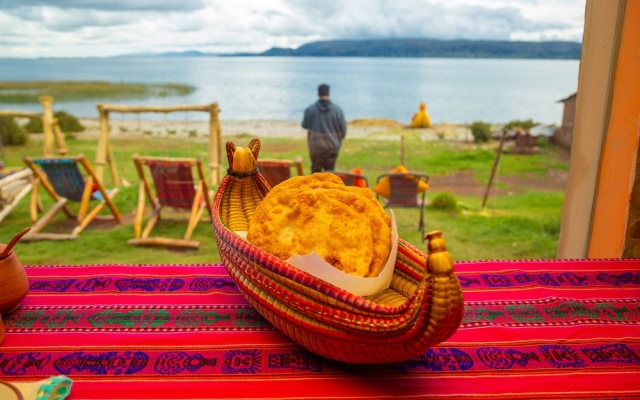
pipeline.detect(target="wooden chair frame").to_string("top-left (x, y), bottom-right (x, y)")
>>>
top-left (0, 168), bottom-right (34, 224)
top-left (257, 156), bottom-right (304, 187)
top-left (23, 154), bottom-right (122, 241)
top-left (128, 155), bottom-right (213, 249)
top-left (376, 172), bottom-right (429, 240)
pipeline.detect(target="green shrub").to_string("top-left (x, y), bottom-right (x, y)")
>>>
top-left (23, 110), bottom-right (85, 133)
top-left (0, 116), bottom-right (28, 146)
top-left (537, 136), bottom-right (550, 149)
top-left (429, 191), bottom-right (459, 212)
top-left (55, 111), bottom-right (85, 132)
top-left (23, 117), bottom-right (41, 133)
top-left (504, 119), bottom-right (536, 131)
top-left (470, 121), bottom-right (491, 143)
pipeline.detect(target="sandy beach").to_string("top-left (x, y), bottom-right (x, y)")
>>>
top-left (77, 118), bottom-right (473, 142)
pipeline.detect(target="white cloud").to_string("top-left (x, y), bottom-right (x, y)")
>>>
top-left (0, 0), bottom-right (585, 58)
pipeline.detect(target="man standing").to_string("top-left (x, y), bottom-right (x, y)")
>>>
top-left (302, 83), bottom-right (347, 173)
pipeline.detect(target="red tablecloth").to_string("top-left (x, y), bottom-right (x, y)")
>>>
top-left (1, 259), bottom-right (640, 399)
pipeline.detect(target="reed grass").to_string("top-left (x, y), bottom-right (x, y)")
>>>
top-left (0, 81), bottom-right (194, 103)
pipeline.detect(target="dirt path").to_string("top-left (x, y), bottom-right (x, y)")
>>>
top-left (430, 169), bottom-right (568, 196)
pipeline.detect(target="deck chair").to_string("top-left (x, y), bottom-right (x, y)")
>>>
top-left (22, 154), bottom-right (122, 241)
top-left (375, 172), bottom-right (429, 240)
top-left (128, 155), bottom-right (213, 250)
top-left (331, 171), bottom-right (369, 188)
top-left (257, 157), bottom-right (304, 187)
top-left (0, 168), bottom-right (34, 224)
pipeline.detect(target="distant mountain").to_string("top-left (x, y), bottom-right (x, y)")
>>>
top-left (161, 50), bottom-right (210, 57)
top-left (115, 38), bottom-right (581, 60)
top-left (114, 50), bottom-right (215, 58)
top-left (257, 38), bottom-right (581, 59)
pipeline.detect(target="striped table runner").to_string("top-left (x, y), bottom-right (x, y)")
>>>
top-left (1, 259), bottom-right (639, 399)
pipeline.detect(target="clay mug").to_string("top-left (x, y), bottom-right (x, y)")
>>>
top-left (0, 228), bottom-right (30, 316)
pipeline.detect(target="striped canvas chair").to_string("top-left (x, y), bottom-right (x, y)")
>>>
top-left (22, 154), bottom-right (122, 241)
top-left (256, 156), bottom-right (304, 188)
top-left (128, 155), bottom-right (213, 249)
top-left (375, 172), bottom-right (430, 240)
top-left (331, 171), bottom-right (369, 188)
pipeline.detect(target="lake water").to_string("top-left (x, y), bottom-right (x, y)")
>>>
top-left (0, 56), bottom-right (579, 125)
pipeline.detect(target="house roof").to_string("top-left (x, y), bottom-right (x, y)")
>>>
top-left (530, 124), bottom-right (557, 137)
top-left (557, 92), bottom-right (577, 103)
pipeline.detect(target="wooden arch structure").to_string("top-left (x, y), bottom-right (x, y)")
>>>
top-left (95, 102), bottom-right (223, 186)
top-left (0, 96), bottom-right (67, 223)
top-left (0, 95), bottom-right (68, 157)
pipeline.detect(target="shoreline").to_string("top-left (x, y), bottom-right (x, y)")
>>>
top-left (77, 118), bottom-right (473, 141)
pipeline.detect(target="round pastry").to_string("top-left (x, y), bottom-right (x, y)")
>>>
top-left (247, 173), bottom-right (391, 277)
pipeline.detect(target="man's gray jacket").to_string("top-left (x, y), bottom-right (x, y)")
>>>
top-left (302, 100), bottom-right (347, 156)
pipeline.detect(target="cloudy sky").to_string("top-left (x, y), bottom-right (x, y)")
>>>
top-left (0, 0), bottom-right (586, 59)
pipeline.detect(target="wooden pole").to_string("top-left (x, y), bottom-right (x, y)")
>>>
top-left (400, 134), bottom-right (405, 165)
top-left (216, 104), bottom-right (223, 184)
top-left (0, 110), bottom-right (40, 118)
top-left (106, 141), bottom-right (121, 186)
top-left (481, 130), bottom-right (507, 209)
top-left (1, 102), bottom-right (66, 156)
top-left (51, 118), bottom-right (68, 155)
top-left (209, 102), bottom-right (222, 186)
top-left (95, 104), bottom-right (110, 184)
top-left (0, 182), bottom-right (31, 223)
top-left (100, 104), bottom-right (213, 113)
top-left (38, 96), bottom-right (55, 156)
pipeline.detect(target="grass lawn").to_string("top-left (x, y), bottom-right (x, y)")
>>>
top-left (0, 130), bottom-right (567, 265)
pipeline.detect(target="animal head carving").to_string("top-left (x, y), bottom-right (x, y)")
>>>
top-left (226, 138), bottom-right (261, 174)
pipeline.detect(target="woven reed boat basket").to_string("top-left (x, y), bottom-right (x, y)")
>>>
top-left (212, 139), bottom-right (464, 364)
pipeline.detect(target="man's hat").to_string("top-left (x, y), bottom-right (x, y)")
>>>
top-left (318, 84), bottom-right (330, 96)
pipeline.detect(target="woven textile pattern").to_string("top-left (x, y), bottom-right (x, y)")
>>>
top-left (0, 260), bottom-right (639, 399)
top-left (33, 159), bottom-right (85, 202)
top-left (256, 161), bottom-right (292, 187)
top-left (146, 160), bottom-right (195, 209)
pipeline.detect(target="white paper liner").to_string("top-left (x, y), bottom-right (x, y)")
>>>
top-left (286, 212), bottom-right (398, 297)
top-left (235, 212), bottom-right (398, 297)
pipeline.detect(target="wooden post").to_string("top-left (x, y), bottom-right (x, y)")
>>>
top-left (400, 135), bottom-right (405, 165)
top-left (481, 130), bottom-right (507, 209)
top-left (106, 141), bottom-right (121, 186)
top-left (51, 118), bottom-right (68, 155)
top-left (38, 96), bottom-right (55, 156)
top-left (0, 110), bottom-right (40, 118)
top-left (216, 104), bottom-right (223, 185)
top-left (95, 104), bottom-right (111, 184)
top-left (209, 102), bottom-right (222, 186)
top-left (2, 100), bottom-right (66, 156)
